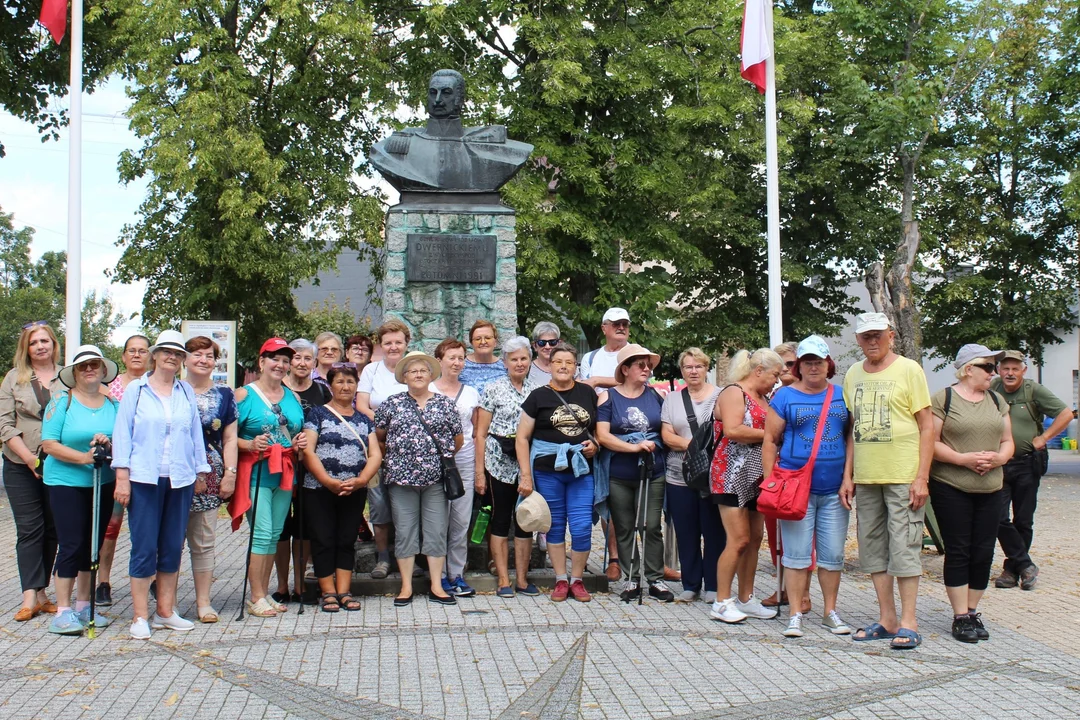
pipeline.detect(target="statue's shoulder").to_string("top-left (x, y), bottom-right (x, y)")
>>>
top-left (462, 125), bottom-right (507, 144)
top-left (384, 128), bottom-right (422, 155)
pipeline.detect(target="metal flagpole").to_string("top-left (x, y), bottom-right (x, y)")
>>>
top-left (64, 0), bottom-right (84, 362)
top-left (764, 2), bottom-right (782, 349)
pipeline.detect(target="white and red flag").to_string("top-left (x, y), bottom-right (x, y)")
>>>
top-left (740, 0), bottom-right (772, 94)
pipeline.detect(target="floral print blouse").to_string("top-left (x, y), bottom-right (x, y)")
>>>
top-left (303, 405), bottom-right (373, 490)
top-left (192, 386), bottom-right (237, 513)
top-left (480, 375), bottom-right (536, 483)
top-left (374, 392), bottom-right (462, 487)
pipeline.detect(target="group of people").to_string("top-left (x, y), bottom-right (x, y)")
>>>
top-left (2, 307), bottom-right (1069, 646)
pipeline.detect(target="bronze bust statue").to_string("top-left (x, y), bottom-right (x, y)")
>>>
top-left (369, 70), bottom-right (533, 196)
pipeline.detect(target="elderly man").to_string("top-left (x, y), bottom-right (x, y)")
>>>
top-left (989, 351), bottom-right (1072, 590)
top-left (840, 313), bottom-right (934, 649)
top-left (581, 308), bottom-right (631, 393)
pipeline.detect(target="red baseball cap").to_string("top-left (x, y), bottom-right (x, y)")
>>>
top-left (259, 337), bottom-right (295, 357)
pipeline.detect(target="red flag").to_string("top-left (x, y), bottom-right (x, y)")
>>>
top-left (740, 0), bottom-right (772, 94)
top-left (40, 0), bottom-right (68, 44)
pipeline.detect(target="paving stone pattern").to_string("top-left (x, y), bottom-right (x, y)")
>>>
top-left (1, 466), bottom-right (1079, 719)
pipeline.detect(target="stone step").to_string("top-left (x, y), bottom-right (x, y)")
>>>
top-left (307, 568), bottom-right (609, 597)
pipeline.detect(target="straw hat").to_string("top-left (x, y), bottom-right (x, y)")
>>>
top-left (614, 343), bottom-right (661, 382)
top-left (516, 492), bottom-right (552, 533)
top-left (394, 351), bottom-right (441, 383)
top-left (59, 345), bottom-right (119, 388)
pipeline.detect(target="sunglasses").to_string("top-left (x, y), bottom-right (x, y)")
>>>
top-left (77, 360), bottom-right (104, 371)
top-left (22, 320), bottom-right (48, 331)
top-left (535, 338), bottom-right (560, 347)
top-left (972, 363), bottom-right (996, 374)
top-left (269, 403), bottom-right (289, 427)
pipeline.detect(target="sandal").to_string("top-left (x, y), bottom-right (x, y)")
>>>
top-left (197, 606), bottom-right (219, 623)
top-left (338, 594), bottom-right (361, 611)
top-left (246, 598), bottom-right (277, 617)
top-left (320, 594), bottom-right (341, 613)
top-left (890, 628), bottom-right (922, 650)
top-left (267, 596), bottom-right (287, 613)
top-left (852, 622), bottom-right (896, 642)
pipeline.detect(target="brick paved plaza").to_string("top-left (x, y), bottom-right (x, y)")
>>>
top-left (1, 453), bottom-right (1079, 719)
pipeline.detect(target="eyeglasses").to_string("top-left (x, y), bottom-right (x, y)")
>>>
top-left (535, 338), bottom-right (559, 347)
top-left (331, 362), bottom-right (357, 369)
top-left (348, 345), bottom-right (370, 353)
top-left (785, 361), bottom-right (796, 368)
top-left (125, 348), bottom-right (149, 356)
top-left (22, 320), bottom-right (47, 331)
top-left (158, 349), bottom-right (184, 359)
top-left (269, 403), bottom-right (289, 427)
top-left (681, 364), bottom-right (706, 371)
top-left (405, 368), bottom-right (431, 377)
top-left (972, 363), bottom-right (996, 374)
top-left (607, 321), bottom-right (629, 329)
top-left (318, 347), bottom-right (340, 355)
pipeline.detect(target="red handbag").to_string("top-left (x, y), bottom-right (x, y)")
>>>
top-left (758, 384), bottom-right (834, 521)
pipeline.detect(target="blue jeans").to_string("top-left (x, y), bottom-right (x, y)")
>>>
top-left (533, 469), bottom-right (593, 552)
top-left (779, 492), bottom-right (849, 571)
top-left (666, 482), bottom-right (726, 592)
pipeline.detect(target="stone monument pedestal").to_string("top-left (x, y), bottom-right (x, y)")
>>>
top-left (382, 203), bottom-right (518, 351)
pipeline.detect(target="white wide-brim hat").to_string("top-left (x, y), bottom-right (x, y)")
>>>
top-left (59, 344), bottom-right (119, 388)
top-left (149, 329), bottom-right (188, 355)
top-left (516, 492), bottom-right (552, 533)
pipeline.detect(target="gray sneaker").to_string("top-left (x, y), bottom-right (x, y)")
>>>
top-left (370, 560), bottom-right (390, 579)
top-left (822, 610), bottom-right (852, 635)
top-left (1019, 564), bottom-right (1039, 591)
top-left (677, 590), bottom-right (699, 603)
top-left (702, 591), bottom-right (717, 604)
top-left (783, 613), bottom-right (805, 638)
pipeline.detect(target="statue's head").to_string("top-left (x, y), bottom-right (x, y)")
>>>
top-left (427, 69), bottom-right (466, 119)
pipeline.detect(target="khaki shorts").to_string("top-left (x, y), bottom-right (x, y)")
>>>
top-left (854, 483), bottom-right (925, 577)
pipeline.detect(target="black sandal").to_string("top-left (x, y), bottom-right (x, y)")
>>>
top-left (339, 593), bottom-right (361, 611)
top-left (320, 594), bottom-right (340, 613)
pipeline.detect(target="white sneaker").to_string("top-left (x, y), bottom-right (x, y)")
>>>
top-left (823, 610), bottom-right (852, 635)
top-left (152, 612), bottom-right (194, 632)
top-left (709, 598), bottom-right (748, 623)
top-left (677, 590), bottom-right (699, 603)
top-left (702, 591), bottom-right (717, 603)
top-left (783, 613), bottom-right (805, 637)
top-left (130, 617), bottom-right (151, 640)
top-left (735, 594), bottom-right (778, 619)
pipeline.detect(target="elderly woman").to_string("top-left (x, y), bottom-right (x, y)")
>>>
top-left (275, 337), bottom-right (329, 605)
top-left (660, 348), bottom-right (725, 603)
top-left (475, 337), bottom-right (537, 598)
top-left (528, 321), bottom-right (563, 385)
top-left (374, 351), bottom-right (463, 606)
top-left (112, 330), bottom-right (210, 639)
top-left (431, 338), bottom-right (481, 598)
top-left (40, 345), bottom-right (118, 634)
top-left (596, 344), bottom-right (672, 603)
top-left (97, 334), bottom-right (151, 607)
top-left (0, 321), bottom-right (62, 622)
top-left (708, 348), bottom-right (783, 624)
top-left (930, 344), bottom-right (1014, 643)
top-left (762, 336), bottom-right (853, 638)
top-left (345, 334), bottom-right (374, 375)
top-left (183, 336), bottom-right (238, 623)
top-left (357, 318), bottom-right (410, 579)
top-left (460, 320), bottom-right (506, 393)
top-left (518, 343), bottom-right (599, 602)
top-left (303, 363), bottom-right (381, 612)
top-left (311, 331), bottom-right (344, 387)
top-left (228, 338), bottom-right (308, 618)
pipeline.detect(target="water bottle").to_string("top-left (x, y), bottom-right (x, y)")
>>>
top-left (470, 505), bottom-right (492, 544)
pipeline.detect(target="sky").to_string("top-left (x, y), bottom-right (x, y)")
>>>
top-left (0, 76), bottom-right (147, 344)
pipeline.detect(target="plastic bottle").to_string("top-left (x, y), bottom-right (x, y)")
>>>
top-left (470, 505), bottom-right (492, 544)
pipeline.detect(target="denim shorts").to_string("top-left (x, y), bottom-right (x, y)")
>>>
top-left (779, 492), bottom-right (850, 571)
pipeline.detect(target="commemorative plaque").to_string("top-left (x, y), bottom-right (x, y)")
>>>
top-left (406, 233), bottom-right (497, 283)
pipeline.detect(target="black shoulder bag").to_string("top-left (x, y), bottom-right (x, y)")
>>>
top-left (413, 400), bottom-right (466, 500)
top-left (680, 388), bottom-right (715, 494)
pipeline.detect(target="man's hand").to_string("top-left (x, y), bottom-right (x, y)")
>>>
top-left (1032, 435), bottom-right (1048, 451)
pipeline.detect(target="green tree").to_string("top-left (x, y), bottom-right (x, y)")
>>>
top-left (81, 289), bottom-right (127, 363)
top-left (264, 297), bottom-right (371, 363)
top-left (105, 0), bottom-right (391, 359)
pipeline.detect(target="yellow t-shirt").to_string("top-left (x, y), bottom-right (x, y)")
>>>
top-left (843, 356), bottom-right (931, 484)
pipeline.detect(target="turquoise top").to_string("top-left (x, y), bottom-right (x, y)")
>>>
top-left (236, 385), bottom-right (304, 487)
top-left (41, 393), bottom-right (117, 488)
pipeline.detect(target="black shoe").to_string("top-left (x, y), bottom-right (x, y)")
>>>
top-left (952, 615), bottom-right (979, 643)
top-left (648, 582), bottom-right (675, 603)
top-left (271, 591), bottom-right (289, 604)
top-left (95, 582), bottom-right (112, 607)
top-left (429, 592), bottom-right (457, 606)
top-left (1019, 564), bottom-right (1039, 591)
top-left (149, 580), bottom-right (157, 601)
top-left (619, 583), bottom-right (640, 603)
top-left (393, 593), bottom-right (414, 607)
top-left (994, 570), bottom-right (1018, 589)
top-left (969, 612), bottom-right (989, 640)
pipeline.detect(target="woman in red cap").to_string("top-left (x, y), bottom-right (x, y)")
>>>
top-left (231, 338), bottom-right (308, 618)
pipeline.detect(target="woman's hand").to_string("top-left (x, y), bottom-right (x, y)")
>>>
top-left (839, 476), bottom-right (855, 511)
top-left (292, 431), bottom-right (309, 452)
top-left (114, 476), bottom-right (131, 507)
top-left (194, 476), bottom-right (208, 494)
top-left (219, 471), bottom-right (235, 499)
top-left (637, 439), bottom-right (656, 453)
top-left (252, 433), bottom-right (271, 454)
top-left (518, 476), bottom-right (533, 497)
top-left (475, 471), bottom-right (487, 496)
top-left (581, 439), bottom-right (597, 459)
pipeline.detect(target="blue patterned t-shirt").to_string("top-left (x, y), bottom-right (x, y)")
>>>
top-left (302, 405), bottom-right (373, 490)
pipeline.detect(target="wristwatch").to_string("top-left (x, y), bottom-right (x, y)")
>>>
top-left (225, 466), bottom-right (237, 473)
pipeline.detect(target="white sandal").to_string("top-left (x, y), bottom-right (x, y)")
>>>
top-left (267, 597), bottom-right (287, 613)
top-left (198, 605), bottom-right (219, 623)
top-left (246, 598), bottom-right (277, 617)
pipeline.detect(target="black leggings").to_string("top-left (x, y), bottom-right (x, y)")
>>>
top-left (929, 479), bottom-right (1001, 590)
top-left (488, 473), bottom-right (531, 539)
top-left (49, 483), bottom-right (114, 579)
top-left (304, 486), bottom-right (367, 578)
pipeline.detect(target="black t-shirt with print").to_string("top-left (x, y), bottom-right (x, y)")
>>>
top-left (294, 382), bottom-right (332, 414)
top-left (522, 382), bottom-right (598, 472)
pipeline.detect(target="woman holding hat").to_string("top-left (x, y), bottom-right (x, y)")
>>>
top-left (596, 343), bottom-right (673, 603)
top-left (0, 321), bottom-right (62, 621)
top-left (230, 337), bottom-right (308, 618)
top-left (112, 330), bottom-right (211, 639)
top-left (39, 345), bottom-right (119, 634)
top-left (374, 351), bottom-right (463, 606)
top-left (475, 336), bottom-right (537, 598)
top-left (762, 336), bottom-right (853, 638)
top-left (929, 344), bottom-right (1013, 643)
top-left (183, 336), bottom-right (238, 623)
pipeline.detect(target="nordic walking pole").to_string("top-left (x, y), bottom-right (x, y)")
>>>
top-left (296, 480), bottom-right (305, 615)
top-left (236, 440), bottom-right (266, 621)
top-left (88, 445), bottom-right (106, 639)
top-left (637, 453), bottom-right (653, 607)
